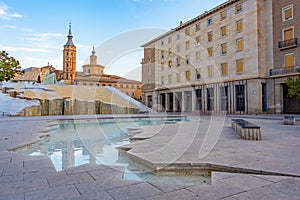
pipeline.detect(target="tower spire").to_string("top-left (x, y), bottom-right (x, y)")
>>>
top-left (68, 22), bottom-right (72, 36)
top-left (65, 22), bottom-right (75, 46)
top-left (92, 45), bottom-right (96, 56)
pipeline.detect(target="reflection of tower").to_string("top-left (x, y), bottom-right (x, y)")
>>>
top-left (63, 22), bottom-right (76, 84)
top-left (61, 142), bottom-right (75, 170)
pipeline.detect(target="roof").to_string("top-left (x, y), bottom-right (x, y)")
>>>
top-left (141, 0), bottom-right (240, 47)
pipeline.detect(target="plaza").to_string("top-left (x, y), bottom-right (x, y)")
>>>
top-left (0, 114), bottom-right (299, 199)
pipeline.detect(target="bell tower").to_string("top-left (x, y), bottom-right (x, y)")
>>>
top-left (63, 22), bottom-right (76, 84)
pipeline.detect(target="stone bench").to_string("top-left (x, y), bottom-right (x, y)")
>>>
top-left (283, 116), bottom-right (295, 125)
top-left (231, 119), bottom-right (261, 140)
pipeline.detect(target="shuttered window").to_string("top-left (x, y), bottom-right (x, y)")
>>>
top-left (285, 54), bottom-right (295, 68)
top-left (237, 20), bottom-right (243, 32)
top-left (185, 70), bottom-right (191, 81)
top-left (221, 43), bottom-right (227, 55)
top-left (221, 26), bottom-right (227, 37)
top-left (208, 66), bottom-right (213, 77)
top-left (284, 28), bottom-right (293, 41)
top-left (237, 39), bottom-right (244, 51)
top-left (221, 63), bottom-right (228, 76)
top-left (236, 59), bottom-right (244, 73)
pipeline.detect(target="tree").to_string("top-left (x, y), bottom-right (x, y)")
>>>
top-left (0, 51), bottom-right (22, 82)
top-left (37, 75), bottom-right (41, 83)
top-left (286, 68), bottom-right (300, 98)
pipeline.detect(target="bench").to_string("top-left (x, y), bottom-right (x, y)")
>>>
top-left (231, 119), bottom-right (261, 140)
top-left (283, 116), bottom-right (295, 125)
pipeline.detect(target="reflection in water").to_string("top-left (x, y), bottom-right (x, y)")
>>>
top-left (17, 118), bottom-right (211, 185)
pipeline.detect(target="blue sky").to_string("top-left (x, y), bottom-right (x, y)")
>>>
top-left (0, 0), bottom-right (225, 80)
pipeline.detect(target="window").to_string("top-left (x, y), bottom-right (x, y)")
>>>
top-left (236, 59), bottom-right (244, 74)
top-left (186, 55), bottom-right (190, 64)
top-left (220, 10), bottom-right (227, 20)
top-left (195, 23), bottom-right (201, 31)
top-left (208, 18), bottom-right (213, 26)
top-left (196, 69), bottom-right (201, 80)
top-left (176, 44), bottom-right (181, 52)
top-left (282, 5), bottom-right (293, 21)
top-left (168, 60), bottom-right (172, 68)
top-left (168, 48), bottom-right (172, 56)
top-left (161, 64), bottom-right (165, 71)
top-left (196, 51), bottom-right (201, 60)
top-left (208, 66), bottom-right (213, 77)
top-left (196, 36), bottom-right (201, 46)
top-left (168, 74), bottom-right (173, 84)
top-left (221, 63), bottom-right (228, 76)
top-left (161, 50), bottom-right (165, 59)
top-left (161, 76), bottom-right (165, 85)
top-left (236, 3), bottom-right (242, 13)
top-left (176, 73), bottom-right (181, 82)
top-left (185, 70), bottom-right (191, 81)
top-left (88, 69), bottom-right (91, 74)
top-left (168, 37), bottom-right (172, 43)
top-left (185, 41), bottom-right (190, 50)
top-left (283, 27), bottom-right (293, 41)
top-left (221, 26), bottom-right (227, 37)
top-left (236, 38), bottom-right (244, 51)
top-left (208, 47), bottom-right (213, 57)
top-left (185, 28), bottom-right (190, 35)
top-left (208, 31), bottom-right (213, 42)
top-left (221, 43), bottom-right (227, 55)
top-left (236, 20), bottom-right (243, 32)
top-left (126, 85), bottom-right (129, 88)
top-left (120, 84), bottom-right (123, 88)
top-left (176, 34), bottom-right (180, 40)
top-left (176, 57), bottom-right (181, 67)
top-left (285, 53), bottom-right (295, 68)
top-left (161, 41), bottom-right (164, 46)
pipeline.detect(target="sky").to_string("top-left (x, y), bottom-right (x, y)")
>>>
top-left (0, 0), bottom-right (225, 80)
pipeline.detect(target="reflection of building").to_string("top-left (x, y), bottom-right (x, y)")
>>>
top-left (75, 48), bottom-right (142, 100)
top-left (41, 64), bottom-right (55, 83)
top-left (268, 0), bottom-right (300, 114)
top-left (63, 23), bottom-right (77, 84)
top-left (142, 0), bottom-right (277, 114)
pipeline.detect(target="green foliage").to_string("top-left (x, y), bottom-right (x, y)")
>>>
top-left (37, 75), bottom-right (41, 83)
top-left (286, 68), bottom-right (300, 98)
top-left (0, 51), bottom-right (22, 82)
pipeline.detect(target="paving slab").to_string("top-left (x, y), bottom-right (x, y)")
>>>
top-left (24, 184), bottom-right (81, 200)
top-left (107, 182), bottom-right (163, 200)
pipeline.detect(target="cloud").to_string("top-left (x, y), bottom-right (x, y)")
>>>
top-left (0, 2), bottom-right (23, 20)
top-left (26, 33), bottom-right (65, 42)
top-left (0, 44), bottom-right (50, 53)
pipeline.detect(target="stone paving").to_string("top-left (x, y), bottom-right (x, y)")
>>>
top-left (0, 114), bottom-right (299, 200)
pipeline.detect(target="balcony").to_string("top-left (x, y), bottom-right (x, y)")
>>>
top-left (278, 38), bottom-right (298, 50)
top-left (270, 66), bottom-right (300, 76)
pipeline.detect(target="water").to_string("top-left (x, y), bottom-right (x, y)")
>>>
top-left (16, 117), bottom-right (210, 185)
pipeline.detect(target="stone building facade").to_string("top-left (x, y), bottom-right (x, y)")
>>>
top-left (268, 0), bottom-right (300, 114)
top-left (142, 0), bottom-right (274, 114)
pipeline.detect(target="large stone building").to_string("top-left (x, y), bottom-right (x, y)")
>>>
top-left (75, 47), bottom-right (142, 100)
top-left (268, 0), bottom-right (300, 114)
top-left (63, 23), bottom-right (77, 84)
top-left (142, 0), bottom-right (274, 114)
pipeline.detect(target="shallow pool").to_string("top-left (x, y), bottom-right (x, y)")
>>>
top-left (16, 117), bottom-right (210, 185)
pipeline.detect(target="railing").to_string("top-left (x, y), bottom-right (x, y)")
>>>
top-left (269, 66), bottom-right (300, 76)
top-left (278, 38), bottom-right (298, 49)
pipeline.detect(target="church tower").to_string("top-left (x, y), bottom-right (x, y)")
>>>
top-left (63, 23), bottom-right (76, 84)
